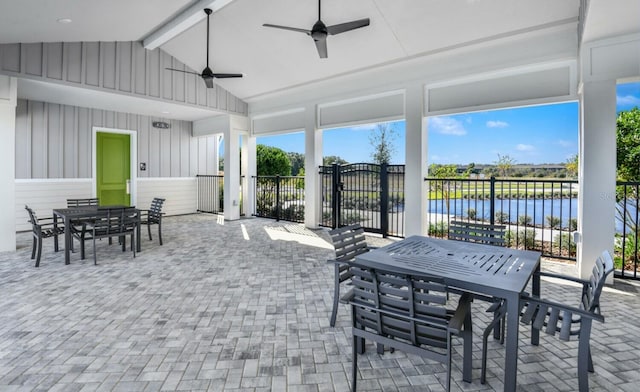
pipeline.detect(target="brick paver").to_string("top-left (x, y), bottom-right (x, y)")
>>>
top-left (1, 214), bottom-right (639, 391)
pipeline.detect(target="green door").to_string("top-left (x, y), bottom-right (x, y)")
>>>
top-left (96, 132), bottom-right (131, 206)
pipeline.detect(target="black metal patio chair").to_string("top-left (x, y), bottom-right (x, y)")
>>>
top-left (481, 250), bottom-right (614, 391)
top-left (139, 198), bottom-right (165, 245)
top-left (66, 198), bottom-right (99, 207)
top-left (25, 205), bottom-right (64, 267)
top-left (346, 264), bottom-right (473, 391)
top-left (327, 224), bottom-right (369, 327)
top-left (449, 220), bottom-right (508, 344)
top-left (84, 207), bottom-right (139, 265)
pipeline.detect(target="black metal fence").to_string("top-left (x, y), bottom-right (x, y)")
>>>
top-left (252, 176), bottom-right (305, 222)
top-left (616, 181), bottom-right (640, 279)
top-left (425, 177), bottom-right (578, 260)
top-left (196, 175), bottom-right (224, 214)
top-left (320, 163), bottom-right (405, 237)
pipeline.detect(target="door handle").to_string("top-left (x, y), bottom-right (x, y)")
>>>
top-left (126, 179), bottom-right (131, 195)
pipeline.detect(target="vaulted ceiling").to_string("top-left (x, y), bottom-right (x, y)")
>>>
top-left (1, 0), bottom-right (638, 118)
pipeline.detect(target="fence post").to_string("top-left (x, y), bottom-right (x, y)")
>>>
top-left (332, 163), bottom-right (340, 228)
top-left (380, 163), bottom-right (389, 237)
top-left (275, 176), bottom-right (281, 222)
top-left (490, 176), bottom-right (496, 225)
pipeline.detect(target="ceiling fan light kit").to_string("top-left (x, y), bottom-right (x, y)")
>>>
top-left (263, 0), bottom-right (370, 58)
top-left (165, 8), bottom-right (242, 88)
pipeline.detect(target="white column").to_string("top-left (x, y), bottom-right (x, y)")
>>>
top-left (578, 80), bottom-right (617, 279)
top-left (223, 126), bottom-right (241, 220)
top-left (0, 76), bottom-right (16, 251)
top-left (404, 84), bottom-right (427, 236)
top-left (304, 105), bottom-right (322, 228)
top-left (212, 134), bottom-right (222, 174)
top-left (245, 134), bottom-right (257, 217)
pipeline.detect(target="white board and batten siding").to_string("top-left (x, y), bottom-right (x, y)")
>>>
top-left (16, 178), bottom-right (197, 232)
top-left (137, 177), bottom-right (197, 217)
top-left (15, 179), bottom-right (92, 232)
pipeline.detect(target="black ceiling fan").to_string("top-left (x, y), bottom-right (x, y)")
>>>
top-left (166, 8), bottom-right (242, 88)
top-left (263, 0), bottom-right (370, 58)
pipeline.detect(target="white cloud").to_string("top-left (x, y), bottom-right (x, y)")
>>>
top-left (350, 124), bottom-right (377, 131)
top-left (557, 139), bottom-right (573, 148)
top-left (516, 144), bottom-right (535, 151)
top-left (486, 120), bottom-right (509, 128)
top-left (617, 94), bottom-right (640, 106)
top-left (429, 117), bottom-right (467, 136)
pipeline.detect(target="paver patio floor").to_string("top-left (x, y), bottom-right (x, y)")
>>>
top-left (1, 214), bottom-right (639, 391)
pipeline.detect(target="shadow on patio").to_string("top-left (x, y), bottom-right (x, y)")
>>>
top-left (1, 214), bottom-right (639, 391)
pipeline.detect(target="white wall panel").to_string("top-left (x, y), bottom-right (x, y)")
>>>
top-left (136, 177), bottom-right (197, 216)
top-left (14, 179), bottom-right (92, 231)
top-left (252, 109), bottom-right (306, 135)
top-left (318, 92), bottom-right (404, 129)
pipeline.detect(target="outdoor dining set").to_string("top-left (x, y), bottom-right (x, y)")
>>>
top-left (328, 223), bottom-right (614, 392)
top-left (25, 197), bottom-right (165, 266)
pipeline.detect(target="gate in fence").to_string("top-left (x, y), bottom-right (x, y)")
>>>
top-left (320, 163), bottom-right (405, 237)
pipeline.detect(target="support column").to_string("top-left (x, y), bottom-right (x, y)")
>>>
top-left (404, 84), bottom-right (427, 236)
top-left (223, 118), bottom-right (242, 220)
top-left (0, 76), bottom-right (16, 251)
top-left (304, 105), bottom-right (322, 228)
top-left (578, 80), bottom-right (617, 279)
top-left (242, 132), bottom-right (257, 217)
top-left (212, 134), bottom-right (222, 174)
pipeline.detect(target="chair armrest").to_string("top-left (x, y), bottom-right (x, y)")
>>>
top-left (448, 292), bottom-right (472, 333)
top-left (340, 288), bottom-right (355, 304)
top-left (537, 271), bottom-right (589, 286)
top-left (521, 294), bottom-right (605, 323)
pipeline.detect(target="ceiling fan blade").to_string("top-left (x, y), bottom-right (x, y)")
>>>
top-left (212, 73), bottom-right (243, 79)
top-left (263, 23), bottom-right (311, 34)
top-left (314, 38), bottom-right (328, 58)
top-left (165, 68), bottom-right (201, 76)
top-left (327, 18), bottom-right (370, 35)
top-left (203, 76), bottom-right (214, 88)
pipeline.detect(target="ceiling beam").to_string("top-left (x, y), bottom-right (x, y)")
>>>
top-left (143, 0), bottom-right (237, 50)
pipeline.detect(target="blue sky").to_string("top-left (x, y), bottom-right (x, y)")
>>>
top-left (256, 81), bottom-right (640, 165)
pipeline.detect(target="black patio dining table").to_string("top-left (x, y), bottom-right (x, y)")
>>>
top-left (53, 206), bottom-right (142, 264)
top-left (353, 235), bottom-right (541, 391)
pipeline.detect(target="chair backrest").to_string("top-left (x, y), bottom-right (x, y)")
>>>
top-left (583, 250), bottom-right (615, 313)
top-left (350, 265), bottom-right (451, 348)
top-left (148, 198), bottom-right (165, 222)
top-left (328, 224), bottom-right (369, 262)
top-left (448, 220), bottom-right (506, 246)
top-left (67, 198), bottom-right (99, 207)
top-left (25, 205), bottom-right (38, 227)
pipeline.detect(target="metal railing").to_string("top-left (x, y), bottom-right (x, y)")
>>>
top-left (425, 177), bottom-right (578, 260)
top-left (616, 182), bottom-right (640, 279)
top-left (196, 175), bottom-right (224, 214)
top-left (252, 175), bottom-right (305, 223)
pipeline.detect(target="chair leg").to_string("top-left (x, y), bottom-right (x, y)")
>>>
top-left (462, 311), bottom-right (472, 383)
top-left (93, 238), bottom-right (97, 265)
top-left (31, 237), bottom-right (37, 259)
top-left (352, 335), bottom-right (358, 392)
top-left (35, 238), bottom-right (42, 267)
top-left (482, 304), bottom-right (506, 384)
top-left (132, 233), bottom-right (136, 258)
top-left (158, 221), bottom-right (163, 245)
top-left (446, 338), bottom-right (452, 392)
top-left (577, 322), bottom-right (593, 392)
top-left (148, 223), bottom-right (152, 240)
top-left (330, 265), bottom-right (340, 327)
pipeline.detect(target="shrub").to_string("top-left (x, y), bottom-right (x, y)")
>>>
top-left (568, 218), bottom-right (578, 231)
top-left (554, 232), bottom-right (576, 256)
top-left (429, 222), bottom-right (448, 238)
top-left (495, 212), bottom-right (510, 224)
top-left (342, 212), bottom-right (362, 225)
top-left (467, 208), bottom-right (477, 220)
top-left (546, 215), bottom-right (562, 229)
top-left (518, 215), bottom-right (533, 226)
top-left (506, 229), bottom-right (537, 250)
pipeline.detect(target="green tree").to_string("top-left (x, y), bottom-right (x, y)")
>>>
top-left (565, 154), bottom-right (578, 178)
top-left (616, 107), bottom-right (640, 181)
top-left (428, 164), bottom-right (460, 215)
top-left (287, 152), bottom-right (305, 176)
top-left (257, 144), bottom-right (291, 176)
top-left (494, 154), bottom-right (516, 177)
top-left (369, 123), bottom-right (397, 165)
top-left (323, 155), bottom-right (349, 165)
